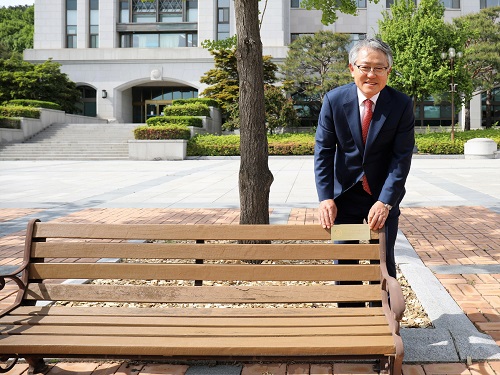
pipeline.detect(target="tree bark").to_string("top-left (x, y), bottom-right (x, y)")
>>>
top-left (464, 100), bottom-right (471, 131)
top-left (234, 0), bottom-right (274, 225)
top-left (485, 89), bottom-right (493, 128)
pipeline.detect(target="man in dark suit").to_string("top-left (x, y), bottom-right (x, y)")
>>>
top-left (314, 38), bottom-right (415, 278)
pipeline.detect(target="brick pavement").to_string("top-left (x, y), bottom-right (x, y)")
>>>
top-left (1, 206), bottom-right (500, 374)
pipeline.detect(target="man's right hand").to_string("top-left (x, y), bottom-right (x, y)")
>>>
top-left (318, 199), bottom-right (337, 229)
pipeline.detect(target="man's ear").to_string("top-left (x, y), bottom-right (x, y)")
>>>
top-left (348, 64), bottom-right (355, 76)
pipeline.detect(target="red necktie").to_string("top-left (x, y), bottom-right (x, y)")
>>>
top-left (362, 99), bottom-right (372, 194)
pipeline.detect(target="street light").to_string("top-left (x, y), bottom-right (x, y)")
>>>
top-left (441, 47), bottom-right (462, 142)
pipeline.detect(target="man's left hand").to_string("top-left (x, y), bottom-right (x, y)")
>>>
top-left (367, 201), bottom-right (390, 230)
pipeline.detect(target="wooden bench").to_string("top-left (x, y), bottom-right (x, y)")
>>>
top-left (0, 219), bottom-right (405, 375)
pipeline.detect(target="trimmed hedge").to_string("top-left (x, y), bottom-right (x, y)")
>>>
top-left (147, 116), bottom-right (203, 128)
top-left (163, 103), bottom-right (210, 117)
top-left (173, 98), bottom-right (219, 108)
top-left (188, 129), bottom-right (500, 156)
top-left (188, 134), bottom-right (240, 156)
top-left (415, 129), bottom-right (500, 154)
top-left (134, 125), bottom-right (191, 140)
top-left (4, 99), bottom-right (61, 110)
top-left (268, 133), bottom-right (315, 155)
top-left (0, 105), bottom-right (40, 119)
top-left (187, 133), bottom-right (316, 156)
top-left (0, 116), bottom-right (21, 129)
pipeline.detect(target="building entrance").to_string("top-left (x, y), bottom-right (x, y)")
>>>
top-left (145, 100), bottom-right (173, 120)
top-left (132, 85), bottom-right (198, 123)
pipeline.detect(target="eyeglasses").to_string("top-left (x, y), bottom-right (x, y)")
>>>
top-left (353, 64), bottom-right (389, 75)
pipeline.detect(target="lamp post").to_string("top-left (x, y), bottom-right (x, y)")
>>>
top-left (441, 47), bottom-right (462, 142)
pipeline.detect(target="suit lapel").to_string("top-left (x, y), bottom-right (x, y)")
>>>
top-left (365, 87), bottom-right (392, 150)
top-left (343, 84), bottom-right (365, 153)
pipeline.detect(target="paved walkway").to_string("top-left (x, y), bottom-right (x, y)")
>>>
top-left (0, 156), bottom-right (499, 375)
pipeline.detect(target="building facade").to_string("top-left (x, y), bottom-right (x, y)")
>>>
top-left (24, 0), bottom-right (500, 127)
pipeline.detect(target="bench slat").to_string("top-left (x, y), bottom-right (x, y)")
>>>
top-left (28, 263), bottom-right (381, 282)
top-left (31, 242), bottom-right (381, 261)
top-left (0, 324), bottom-right (391, 337)
top-left (25, 284), bottom-right (382, 304)
top-left (0, 334), bottom-right (395, 357)
top-left (32, 223), bottom-right (378, 241)
top-left (0, 314), bottom-right (389, 327)
top-left (11, 306), bottom-right (386, 318)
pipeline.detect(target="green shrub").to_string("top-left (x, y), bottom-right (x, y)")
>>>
top-left (4, 99), bottom-right (61, 110)
top-left (187, 129), bottom-right (499, 157)
top-left (173, 98), bottom-right (219, 108)
top-left (187, 133), bottom-right (316, 156)
top-left (163, 103), bottom-right (210, 117)
top-left (188, 134), bottom-right (240, 156)
top-left (134, 125), bottom-right (191, 140)
top-left (0, 105), bottom-right (40, 119)
top-left (147, 116), bottom-right (203, 128)
top-left (415, 128), bottom-right (500, 154)
top-left (0, 116), bottom-right (21, 129)
top-left (268, 133), bottom-right (315, 155)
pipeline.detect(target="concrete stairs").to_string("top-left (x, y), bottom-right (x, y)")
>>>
top-left (0, 123), bottom-right (138, 160)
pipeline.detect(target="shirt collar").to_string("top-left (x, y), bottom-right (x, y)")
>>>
top-left (356, 88), bottom-right (380, 108)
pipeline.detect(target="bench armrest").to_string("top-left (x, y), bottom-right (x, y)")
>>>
top-left (383, 275), bottom-right (405, 321)
top-left (0, 263), bottom-right (29, 291)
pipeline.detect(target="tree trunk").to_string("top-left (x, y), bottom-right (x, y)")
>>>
top-left (485, 89), bottom-right (493, 128)
top-left (234, 0), bottom-right (274, 225)
top-left (464, 99), bottom-right (471, 131)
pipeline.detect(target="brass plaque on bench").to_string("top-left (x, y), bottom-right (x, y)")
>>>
top-left (331, 224), bottom-right (371, 241)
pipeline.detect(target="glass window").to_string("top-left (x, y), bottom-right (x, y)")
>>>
top-left (160, 33), bottom-right (183, 47)
top-left (90, 0), bottom-right (99, 48)
top-left (217, 0), bottom-right (230, 41)
top-left (161, 13), bottom-right (183, 22)
top-left (163, 89), bottom-right (173, 101)
top-left (133, 34), bottom-right (159, 48)
top-left (424, 105), bottom-right (441, 119)
top-left (66, 0), bottom-right (77, 48)
top-left (291, 0), bottom-right (301, 8)
top-left (121, 34), bottom-right (132, 47)
top-left (152, 88), bottom-right (163, 101)
top-left (173, 90), bottom-right (182, 100)
top-left (120, 1), bottom-right (129, 22)
top-left (441, 0), bottom-right (460, 8)
top-left (218, 8), bottom-right (229, 23)
top-left (133, 0), bottom-right (157, 22)
top-left (480, 0), bottom-right (500, 7)
top-left (357, 0), bottom-right (367, 8)
top-left (187, 0), bottom-right (198, 21)
top-left (159, 0), bottom-right (182, 22)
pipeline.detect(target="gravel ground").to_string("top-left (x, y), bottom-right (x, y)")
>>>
top-left (57, 256), bottom-right (432, 329)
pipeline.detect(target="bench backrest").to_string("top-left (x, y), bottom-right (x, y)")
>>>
top-left (12, 220), bottom-right (387, 309)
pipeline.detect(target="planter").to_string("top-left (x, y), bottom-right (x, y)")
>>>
top-left (463, 138), bottom-right (498, 159)
top-left (128, 139), bottom-right (187, 160)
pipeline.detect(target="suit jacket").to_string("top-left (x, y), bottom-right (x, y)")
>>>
top-left (314, 82), bottom-right (415, 210)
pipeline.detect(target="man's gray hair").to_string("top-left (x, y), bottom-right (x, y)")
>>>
top-left (349, 38), bottom-right (393, 68)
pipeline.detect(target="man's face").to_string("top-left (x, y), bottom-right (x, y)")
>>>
top-left (349, 47), bottom-right (391, 99)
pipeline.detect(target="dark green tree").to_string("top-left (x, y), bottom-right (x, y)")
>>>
top-left (200, 37), bottom-right (278, 116)
top-left (0, 55), bottom-right (81, 113)
top-left (300, 0), bottom-right (380, 25)
top-left (281, 31), bottom-right (351, 102)
top-left (453, 7), bottom-right (500, 129)
top-left (0, 5), bottom-right (34, 54)
top-left (378, 0), bottom-right (472, 127)
top-left (224, 85), bottom-right (300, 134)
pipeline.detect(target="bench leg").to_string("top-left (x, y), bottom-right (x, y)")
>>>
top-left (389, 355), bottom-right (403, 375)
top-left (27, 357), bottom-right (48, 375)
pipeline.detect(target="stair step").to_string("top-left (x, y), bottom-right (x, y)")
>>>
top-left (0, 123), bottom-right (138, 160)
